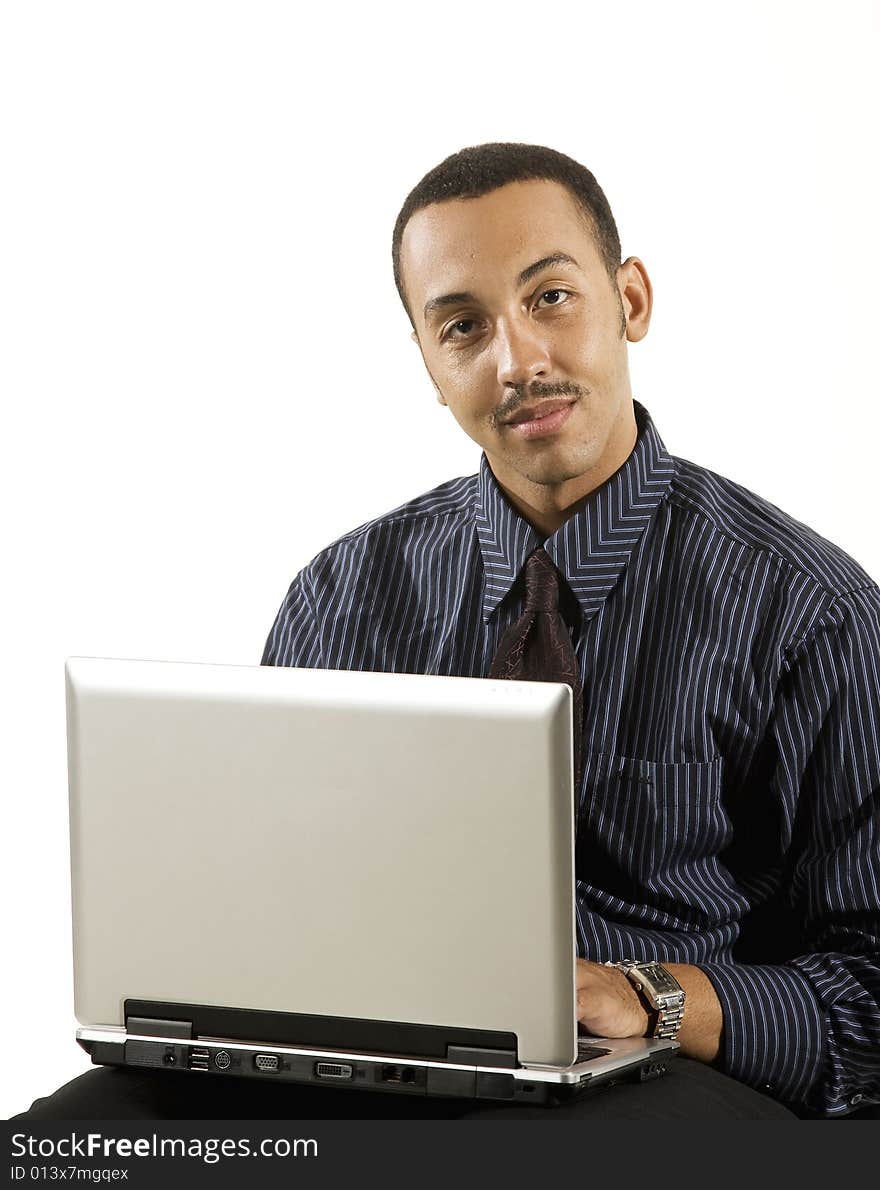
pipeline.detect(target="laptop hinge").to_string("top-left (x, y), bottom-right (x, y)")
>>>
top-left (126, 1015), bottom-right (193, 1040)
top-left (125, 998), bottom-right (518, 1060)
top-left (446, 1044), bottom-right (517, 1069)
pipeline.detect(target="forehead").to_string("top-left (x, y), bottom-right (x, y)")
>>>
top-left (401, 179), bottom-right (602, 305)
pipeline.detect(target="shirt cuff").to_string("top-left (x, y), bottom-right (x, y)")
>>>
top-left (696, 961), bottom-right (826, 1107)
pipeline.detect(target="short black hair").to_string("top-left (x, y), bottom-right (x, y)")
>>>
top-left (392, 142), bottom-right (623, 328)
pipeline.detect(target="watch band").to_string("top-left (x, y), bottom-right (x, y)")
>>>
top-left (606, 960), bottom-right (686, 1042)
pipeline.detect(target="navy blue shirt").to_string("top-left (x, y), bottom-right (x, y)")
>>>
top-left (262, 400), bottom-right (880, 1115)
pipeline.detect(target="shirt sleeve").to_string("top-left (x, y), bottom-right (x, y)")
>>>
top-left (260, 569), bottom-right (324, 668)
top-left (698, 584), bottom-right (880, 1115)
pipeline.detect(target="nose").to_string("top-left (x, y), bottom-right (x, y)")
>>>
top-left (494, 315), bottom-right (551, 389)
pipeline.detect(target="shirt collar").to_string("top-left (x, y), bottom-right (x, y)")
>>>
top-left (475, 399), bottom-right (676, 624)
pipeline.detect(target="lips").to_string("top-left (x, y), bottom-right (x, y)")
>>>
top-left (505, 398), bottom-right (576, 426)
top-left (506, 400), bottom-right (576, 439)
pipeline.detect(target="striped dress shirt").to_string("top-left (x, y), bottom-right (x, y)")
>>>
top-left (262, 399), bottom-right (880, 1116)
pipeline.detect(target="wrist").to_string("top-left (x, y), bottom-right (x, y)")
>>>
top-left (605, 960), bottom-right (686, 1042)
top-left (662, 963), bottom-right (723, 1063)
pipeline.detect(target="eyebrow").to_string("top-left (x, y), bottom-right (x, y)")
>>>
top-left (422, 252), bottom-right (580, 323)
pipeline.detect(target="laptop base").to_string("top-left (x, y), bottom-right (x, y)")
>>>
top-left (78, 1024), bottom-right (675, 1108)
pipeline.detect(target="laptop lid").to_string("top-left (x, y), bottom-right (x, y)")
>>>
top-left (66, 657), bottom-right (577, 1068)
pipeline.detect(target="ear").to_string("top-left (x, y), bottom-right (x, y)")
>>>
top-left (412, 329), bottom-right (448, 405)
top-left (430, 372), bottom-right (447, 406)
top-left (617, 257), bottom-right (652, 343)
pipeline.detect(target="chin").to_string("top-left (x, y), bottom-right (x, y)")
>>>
top-left (516, 450), bottom-right (600, 489)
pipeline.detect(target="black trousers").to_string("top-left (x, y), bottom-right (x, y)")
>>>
top-left (14, 1059), bottom-right (800, 1120)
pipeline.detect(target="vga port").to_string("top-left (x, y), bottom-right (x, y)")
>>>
top-left (254, 1054), bottom-right (280, 1072)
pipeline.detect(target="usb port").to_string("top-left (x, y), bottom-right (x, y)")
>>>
top-left (255, 1054), bottom-right (280, 1072)
top-left (188, 1048), bottom-right (210, 1072)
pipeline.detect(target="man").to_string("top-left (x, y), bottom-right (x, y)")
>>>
top-left (260, 143), bottom-right (880, 1118)
top-left (18, 143), bottom-right (879, 1120)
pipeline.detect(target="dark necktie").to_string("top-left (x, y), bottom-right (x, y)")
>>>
top-left (489, 547), bottom-right (583, 787)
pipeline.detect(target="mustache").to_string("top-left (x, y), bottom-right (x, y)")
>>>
top-left (491, 380), bottom-right (587, 428)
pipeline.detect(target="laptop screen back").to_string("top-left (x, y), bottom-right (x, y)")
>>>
top-left (66, 657), bottom-right (576, 1066)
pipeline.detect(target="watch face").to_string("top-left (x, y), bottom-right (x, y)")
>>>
top-left (643, 963), bottom-right (683, 996)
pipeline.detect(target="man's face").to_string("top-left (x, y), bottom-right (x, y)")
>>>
top-left (401, 179), bottom-right (651, 517)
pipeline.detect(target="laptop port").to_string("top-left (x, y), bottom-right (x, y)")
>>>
top-left (315, 1062), bottom-right (353, 1080)
top-left (380, 1065), bottom-right (416, 1085)
top-left (254, 1054), bottom-right (280, 1072)
top-left (188, 1048), bottom-right (210, 1072)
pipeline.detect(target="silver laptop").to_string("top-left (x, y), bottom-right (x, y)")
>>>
top-left (67, 656), bottom-right (677, 1107)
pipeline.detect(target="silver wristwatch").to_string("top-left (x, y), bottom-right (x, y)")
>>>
top-left (606, 960), bottom-right (686, 1042)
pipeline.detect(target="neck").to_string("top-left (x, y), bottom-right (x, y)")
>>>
top-left (494, 416), bottom-right (639, 539)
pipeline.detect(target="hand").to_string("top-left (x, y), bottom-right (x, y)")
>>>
top-left (575, 959), bottom-right (649, 1038)
top-left (576, 960), bottom-right (724, 1063)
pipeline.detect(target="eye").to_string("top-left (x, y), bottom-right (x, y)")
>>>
top-left (441, 318), bottom-right (480, 343)
top-left (536, 288), bottom-right (570, 308)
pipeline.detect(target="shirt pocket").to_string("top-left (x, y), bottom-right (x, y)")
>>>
top-left (577, 752), bottom-right (746, 920)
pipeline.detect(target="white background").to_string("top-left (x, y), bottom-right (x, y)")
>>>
top-left (2, 0), bottom-right (878, 1118)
